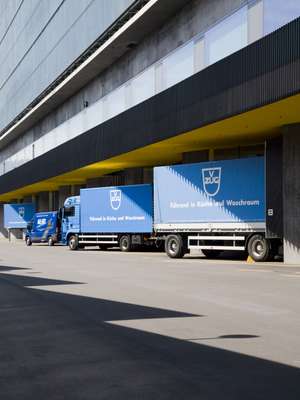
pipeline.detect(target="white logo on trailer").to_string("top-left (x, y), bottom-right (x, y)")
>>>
top-left (110, 190), bottom-right (122, 210)
top-left (202, 167), bottom-right (222, 197)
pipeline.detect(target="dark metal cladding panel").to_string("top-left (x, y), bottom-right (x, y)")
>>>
top-left (0, 17), bottom-right (300, 195)
top-left (265, 136), bottom-right (283, 239)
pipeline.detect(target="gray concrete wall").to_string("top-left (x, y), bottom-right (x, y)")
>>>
top-left (36, 191), bottom-right (50, 212)
top-left (0, 0), bottom-right (246, 163)
top-left (0, 204), bottom-right (8, 240)
top-left (58, 186), bottom-right (73, 208)
top-left (283, 125), bottom-right (300, 264)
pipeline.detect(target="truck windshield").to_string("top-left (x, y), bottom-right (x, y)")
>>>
top-left (64, 206), bottom-right (75, 218)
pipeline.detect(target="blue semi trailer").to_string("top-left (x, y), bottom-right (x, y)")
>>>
top-left (61, 157), bottom-right (281, 261)
top-left (154, 156), bottom-right (281, 261)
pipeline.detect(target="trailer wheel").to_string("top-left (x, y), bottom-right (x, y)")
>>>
top-left (119, 235), bottom-right (132, 252)
top-left (48, 236), bottom-right (54, 246)
top-left (68, 235), bottom-right (78, 251)
top-left (25, 237), bottom-right (32, 246)
top-left (165, 235), bottom-right (185, 258)
top-left (247, 234), bottom-right (271, 262)
top-left (201, 250), bottom-right (221, 259)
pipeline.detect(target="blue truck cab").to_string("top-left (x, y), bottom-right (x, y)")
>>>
top-left (25, 211), bottom-right (60, 246)
top-left (61, 196), bottom-right (81, 246)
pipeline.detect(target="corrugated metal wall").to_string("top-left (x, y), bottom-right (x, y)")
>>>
top-left (0, 0), bottom-right (134, 132)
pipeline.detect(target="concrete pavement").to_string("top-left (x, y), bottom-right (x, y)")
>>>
top-left (0, 241), bottom-right (299, 399)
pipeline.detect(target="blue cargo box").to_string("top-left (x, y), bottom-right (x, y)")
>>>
top-left (4, 203), bottom-right (35, 229)
top-left (80, 184), bottom-right (153, 233)
top-left (154, 157), bottom-right (265, 225)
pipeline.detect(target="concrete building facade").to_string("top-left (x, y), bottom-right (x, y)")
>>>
top-left (0, 0), bottom-right (300, 262)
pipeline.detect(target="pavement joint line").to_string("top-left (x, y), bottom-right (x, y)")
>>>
top-left (238, 269), bottom-right (273, 273)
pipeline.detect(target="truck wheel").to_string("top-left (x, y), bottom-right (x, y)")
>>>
top-left (48, 236), bottom-right (54, 246)
top-left (201, 250), bottom-right (221, 259)
top-left (119, 235), bottom-right (132, 252)
top-left (165, 235), bottom-right (185, 258)
top-left (26, 237), bottom-right (32, 246)
top-left (247, 234), bottom-right (271, 262)
top-left (68, 235), bottom-right (78, 251)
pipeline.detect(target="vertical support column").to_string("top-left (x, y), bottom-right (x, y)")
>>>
top-left (37, 192), bottom-right (50, 212)
top-left (69, 185), bottom-right (84, 197)
top-left (58, 186), bottom-right (72, 208)
top-left (0, 204), bottom-right (8, 240)
top-left (265, 137), bottom-right (283, 240)
top-left (283, 125), bottom-right (300, 264)
top-left (122, 168), bottom-right (143, 185)
top-left (182, 150), bottom-right (209, 164)
top-left (49, 192), bottom-right (53, 211)
top-left (143, 168), bottom-right (153, 184)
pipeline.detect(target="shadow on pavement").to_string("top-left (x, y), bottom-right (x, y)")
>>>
top-left (0, 265), bottom-right (31, 272)
top-left (188, 334), bottom-right (260, 340)
top-left (0, 266), bottom-right (299, 399)
top-left (0, 270), bottom-right (83, 287)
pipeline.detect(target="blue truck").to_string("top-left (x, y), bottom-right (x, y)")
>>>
top-left (61, 184), bottom-right (153, 251)
top-left (25, 211), bottom-right (60, 246)
top-left (61, 157), bottom-right (281, 261)
top-left (153, 156), bottom-right (281, 261)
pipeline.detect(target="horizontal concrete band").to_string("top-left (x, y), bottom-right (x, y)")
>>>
top-left (0, 17), bottom-right (299, 196)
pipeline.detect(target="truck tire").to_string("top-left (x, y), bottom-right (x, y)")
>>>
top-left (119, 235), bottom-right (132, 252)
top-left (48, 236), bottom-right (54, 246)
top-left (25, 237), bottom-right (32, 246)
top-left (68, 235), bottom-right (79, 251)
top-left (247, 234), bottom-right (271, 262)
top-left (165, 235), bottom-right (185, 258)
top-left (201, 249), bottom-right (221, 259)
